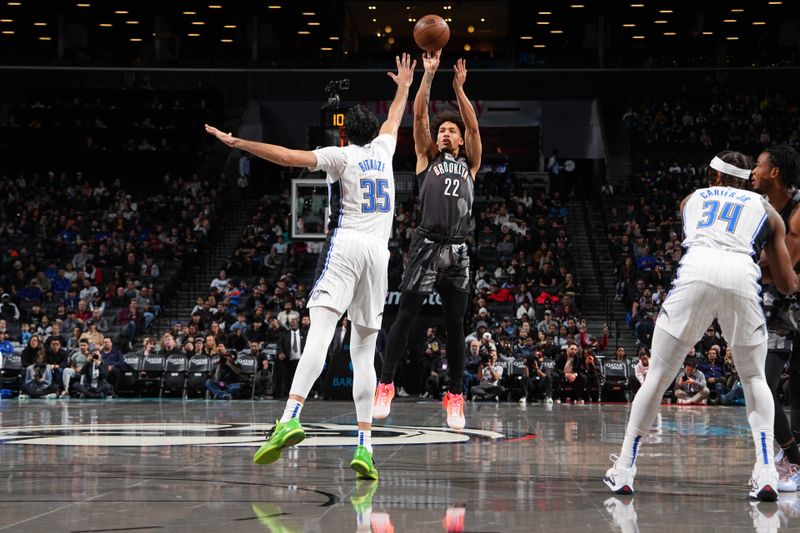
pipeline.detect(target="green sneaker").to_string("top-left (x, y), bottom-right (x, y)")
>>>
top-left (253, 419), bottom-right (306, 465)
top-left (350, 445), bottom-right (379, 480)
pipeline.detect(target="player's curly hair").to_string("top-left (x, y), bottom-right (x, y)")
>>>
top-left (714, 150), bottom-right (753, 187)
top-left (430, 110), bottom-right (465, 140)
top-left (764, 144), bottom-right (800, 190)
top-left (344, 104), bottom-right (379, 146)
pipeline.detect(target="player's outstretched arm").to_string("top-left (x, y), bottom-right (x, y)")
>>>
top-left (204, 124), bottom-right (317, 168)
top-left (379, 53), bottom-right (416, 139)
top-left (764, 206), bottom-right (800, 295)
top-left (452, 58), bottom-right (482, 177)
top-left (413, 49), bottom-right (440, 172)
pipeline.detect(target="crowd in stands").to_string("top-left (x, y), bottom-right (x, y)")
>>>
top-left (0, 170), bottom-right (223, 398)
top-left (623, 88), bottom-right (800, 160)
top-left (1, 90), bottom-right (219, 154)
top-left (603, 89), bottom-right (800, 406)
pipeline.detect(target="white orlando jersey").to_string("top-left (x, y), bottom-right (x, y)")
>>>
top-left (310, 133), bottom-right (396, 241)
top-left (682, 186), bottom-right (770, 258)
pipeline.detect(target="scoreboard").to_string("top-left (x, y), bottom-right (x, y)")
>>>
top-left (319, 108), bottom-right (349, 147)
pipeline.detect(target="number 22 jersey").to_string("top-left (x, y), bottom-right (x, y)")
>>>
top-left (417, 151), bottom-right (475, 239)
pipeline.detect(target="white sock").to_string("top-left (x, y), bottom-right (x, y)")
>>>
top-left (731, 342), bottom-right (775, 469)
top-left (617, 326), bottom-right (691, 468)
top-left (619, 432), bottom-right (643, 469)
top-left (358, 430), bottom-right (373, 454)
top-left (754, 429), bottom-right (775, 467)
top-left (280, 399), bottom-right (303, 423)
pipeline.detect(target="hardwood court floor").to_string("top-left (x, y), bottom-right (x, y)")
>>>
top-left (0, 399), bottom-right (788, 532)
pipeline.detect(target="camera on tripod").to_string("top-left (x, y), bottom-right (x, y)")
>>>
top-left (322, 79), bottom-right (350, 110)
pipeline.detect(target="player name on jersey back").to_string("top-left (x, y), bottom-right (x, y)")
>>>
top-left (357, 159), bottom-right (386, 173)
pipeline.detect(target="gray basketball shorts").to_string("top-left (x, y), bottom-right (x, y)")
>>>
top-left (399, 233), bottom-right (470, 294)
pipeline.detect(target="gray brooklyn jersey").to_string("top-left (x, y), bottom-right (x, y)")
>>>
top-left (417, 151), bottom-right (474, 238)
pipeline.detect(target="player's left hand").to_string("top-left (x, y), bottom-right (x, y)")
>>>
top-left (387, 53), bottom-right (417, 88)
top-left (205, 124), bottom-right (236, 147)
top-left (453, 58), bottom-right (467, 90)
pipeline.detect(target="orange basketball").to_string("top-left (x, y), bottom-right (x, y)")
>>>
top-left (413, 14), bottom-right (450, 52)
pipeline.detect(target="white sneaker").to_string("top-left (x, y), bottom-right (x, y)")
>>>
top-left (603, 455), bottom-right (636, 495)
top-left (443, 392), bottom-right (465, 430)
top-left (750, 465), bottom-right (780, 502)
top-left (373, 383), bottom-right (394, 420)
top-left (397, 387), bottom-right (409, 398)
top-left (776, 458), bottom-right (800, 492)
top-left (518, 397), bottom-right (527, 404)
top-left (44, 393), bottom-right (58, 399)
top-left (604, 497), bottom-right (639, 533)
top-left (676, 398), bottom-right (687, 405)
top-left (545, 397), bottom-right (554, 404)
top-left (18, 394), bottom-right (29, 400)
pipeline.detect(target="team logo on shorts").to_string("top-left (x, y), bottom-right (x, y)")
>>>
top-left (0, 423), bottom-right (504, 447)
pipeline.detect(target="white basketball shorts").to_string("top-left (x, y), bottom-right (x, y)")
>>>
top-left (657, 246), bottom-right (767, 347)
top-left (308, 228), bottom-right (389, 330)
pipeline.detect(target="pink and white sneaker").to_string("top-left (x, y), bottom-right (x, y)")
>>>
top-left (373, 382), bottom-right (395, 419)
top-left (443, 392), bottom-right (465, 430)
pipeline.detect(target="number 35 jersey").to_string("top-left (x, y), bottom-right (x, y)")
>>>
top-left (311, 133), bottom-right (396, 241)
top-left (682, 186), bottom-right (770, 259)
top-left (417, 151), bottom-right (475, 239)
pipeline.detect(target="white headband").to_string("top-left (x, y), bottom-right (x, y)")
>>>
top-left (709, 156), bottom-right (751, 180)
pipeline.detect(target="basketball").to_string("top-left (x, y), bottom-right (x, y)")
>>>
top-left (413, 14), bottom-right (450, 52)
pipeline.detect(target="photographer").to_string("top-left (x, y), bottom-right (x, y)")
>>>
top-left (20, 352), bottom-right (58, 399)
top-left (72, 351), bottom-right (113, 399)
top-left (470, 349), bottom-right (506, 401)
top-left (205, 346), bottom-right (242, 399)
top-left (523, 353), bottom-right (554, 404)
top-left (424, 348), bottom-right (449, 400)
top-left (674, 358), bottom-right (710, 405)
top-left (63, 338), bottom-right (91, 395)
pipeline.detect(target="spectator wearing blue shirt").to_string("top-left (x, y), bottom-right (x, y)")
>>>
top-left (0, 332), bottom-right (15, 357)
top-left (698, 346), bottom-right (725, 396)
top-left (52, 269), bottom-right (71, 296)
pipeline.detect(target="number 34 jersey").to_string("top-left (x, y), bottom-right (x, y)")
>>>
top-left (311, 133), bottom-right (396, 241)
top-left (417, 151), bottom-right (475, 239)
top-left (682, 186), bottom-right (770, 259)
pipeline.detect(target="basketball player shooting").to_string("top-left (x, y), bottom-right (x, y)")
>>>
top-left (205, 53), bottom-right (417, 480)
top-left (373, 50), bottom-right (482, 430)
top-left (603, 151), bottom-right (800, 501)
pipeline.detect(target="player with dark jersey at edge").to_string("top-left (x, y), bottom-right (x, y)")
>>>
top-left (753, 145), bottom-right (800, 490)
top-left (373, 49), bottom-right (482, 430)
